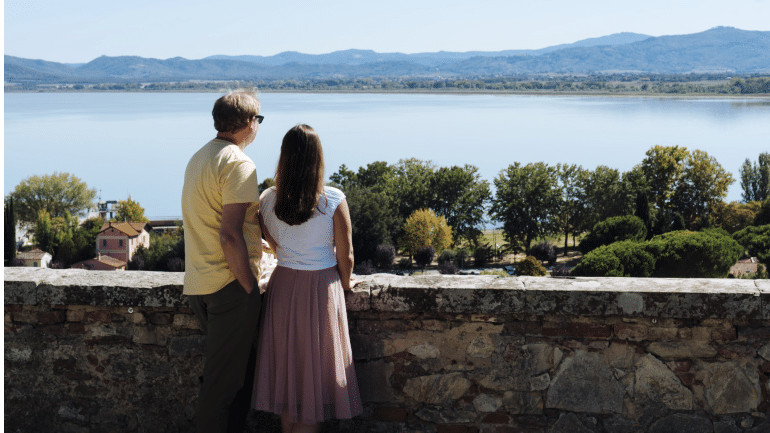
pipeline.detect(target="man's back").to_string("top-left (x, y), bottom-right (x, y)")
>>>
top-left (182, 138), bottom-right (261, 296)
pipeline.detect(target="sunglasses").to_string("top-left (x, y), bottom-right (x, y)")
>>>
top-left (254, 115), bottom-right (264, 124)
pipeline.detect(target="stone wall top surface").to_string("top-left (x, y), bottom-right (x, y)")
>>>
top-left (4, 268), bottom-right (767, 319)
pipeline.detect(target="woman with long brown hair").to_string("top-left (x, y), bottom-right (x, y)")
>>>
top-left (252, 124), bottom-right (362, 433)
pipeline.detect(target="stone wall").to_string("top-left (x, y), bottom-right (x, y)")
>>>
top-left (4, 268), bottom-right (770, 433)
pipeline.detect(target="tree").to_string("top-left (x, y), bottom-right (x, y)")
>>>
top-left (113, 196), bottom-right (149, 222)
top-left (258, 178), bottom-right (275, 194)
top-left (740, 152), bottom-right (770, 202)
top-left (492, 162), bottom-right (561, 252)
top-left (331, 162), bottom-right (401, 264)
top-left (34, 210), bottom-right (55, 254)
top-left (582, 165), bottom-right (632, 230)
top-left (641, 145), bottom-right (689, 212)
top-left (670, 150), bottom-right (733, 228)
top-left (73, 216), bottom-right (105, 263)
top-left (391, 159), bottom-right (435, 223)
top-left (10, 172), bottom-right (97, 223)
top-left (428, 165), bottom-right (490, 245)
top-left (5, 198), bottom-right (17, 265)
top-left (400, 209), bottom-right (452, 259)
top-left (710, 201), bottom-right (760, 233)
top-left (555, 164), bottom-right (589, 252)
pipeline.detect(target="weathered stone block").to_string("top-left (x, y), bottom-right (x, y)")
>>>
top-left (634, 354), bottom-right (693, 410)
top-left (647, 341), bottom-right (717, 360)
top-left (502, 391), bottom-right (543, 415)
top-left (408, 343), bottom-right (439, 359)
top-left (66, 310), bottom-right (85, 322)
top-left (473, 394), bottom-right (502, 412)
top-left (172, 314), bottom-right (200, 329)
top-left (543, 322), bottom-right (611, 339)
top-left (466, 335), bottom-right (495, 358)
top-left (702, 361), bottom-right (762, 415)
top-left (403, 373), bottom-right (471, 404)
top-left (614, 323), bottom-right (648, 341)
top-left (758, 343), bottom-right (770, 362)
top-left (545, 350), bottom-right (625, 414)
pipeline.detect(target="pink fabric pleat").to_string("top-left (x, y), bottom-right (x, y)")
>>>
top-left (252, 266), bottom-right (363, 424)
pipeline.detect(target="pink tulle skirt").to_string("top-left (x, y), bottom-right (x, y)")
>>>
top-left (252, 266), bottom-right (362, 424)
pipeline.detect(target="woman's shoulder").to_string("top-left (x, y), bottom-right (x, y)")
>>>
top-left (322, 186), bottom-right (345, 212)
top-left (324, 186), bottom-right (345, 200)
top-left (260, 186), bottom-right (277, 200)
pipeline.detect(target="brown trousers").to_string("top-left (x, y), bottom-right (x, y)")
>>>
top-left (189, 279), bottom-right (263, 433)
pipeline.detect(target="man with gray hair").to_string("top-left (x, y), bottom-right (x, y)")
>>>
top-left (182, 91), bottom-right (264, 433)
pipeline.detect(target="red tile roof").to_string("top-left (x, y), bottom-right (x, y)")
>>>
top-left (99, 222), bottom-right (148, 237)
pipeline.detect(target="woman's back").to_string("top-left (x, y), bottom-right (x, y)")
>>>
top-left (259, 185), bottom-right (345, 270)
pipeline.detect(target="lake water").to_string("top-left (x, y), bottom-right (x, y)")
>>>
top-left (4, 92), bottom-right (770, 219)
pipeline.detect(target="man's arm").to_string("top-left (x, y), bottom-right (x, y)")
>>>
top-left (220, 203), bottom-right (256, 294)
top-left (333, 199), bottom-right (354, 291)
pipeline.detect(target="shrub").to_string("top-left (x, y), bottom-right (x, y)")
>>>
top-left (397, 257), bottom-right (412, 270)
top-left (414, 246), bottom-right (435, 268)
top-left (454, 248), bottom-right (469, 269)
top-left (437, 249), bottom-right (456, 265)
top-left (355, 260), bottom-right (375, 275)
top-left (650, 230), bottom-right (743, 278)
top-left (474, 244), bottom-right (492, 267)
top-left (516, 256), bottom-right (548, 276)
top-left (373, 244), bottom-right (396, 269)
top-left (572, 241), bottom-right (655, 277)
top-left (530, 242), bottom-right (557, 265)
top-left (579, 215), bottom-right (647, 253)
top-left (438, 261), bottom-right (457, 275)
top-left (571, 245), bottom-right (623, 277)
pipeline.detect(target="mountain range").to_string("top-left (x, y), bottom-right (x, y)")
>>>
top-left (5, 27), bottom-right (770, 85)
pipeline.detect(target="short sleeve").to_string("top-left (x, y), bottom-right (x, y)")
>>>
top-left (222, 159), bottom-right (258, 205)
top-left (323, 186), bottom-right (346, 214)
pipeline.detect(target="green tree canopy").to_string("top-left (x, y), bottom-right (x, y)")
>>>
top-left (428, 165), bottom-right (490, 245)
top-left (641, 145), bottom-right (689, 212)
top-left (492, 162), bottom-right (561, 252)
top-left (11, 172), bottom-right (97, 223)
top-left (113, 196), bottom-right (149, 222)
top-left (740, 152), bottom-right (770, 203)
top-left (670, 149), bottom-right (733, 228)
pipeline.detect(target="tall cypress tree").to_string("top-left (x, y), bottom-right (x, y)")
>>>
top-left (5, 198), bottom-right (17, 265)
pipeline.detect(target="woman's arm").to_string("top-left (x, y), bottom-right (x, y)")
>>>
top-left (333, 199), bottom-right (354, 290)
top-left (258, 211), bottom-right (278, 253)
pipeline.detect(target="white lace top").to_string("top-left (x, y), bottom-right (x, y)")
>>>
top-left (259, 186), bottom-right (345, 270)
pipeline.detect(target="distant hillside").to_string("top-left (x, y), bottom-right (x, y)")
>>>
top-left (5, 27), bottom-right (769, 85)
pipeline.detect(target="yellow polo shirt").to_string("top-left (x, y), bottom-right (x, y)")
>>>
top-left (182, 138), bottom-right (262, 295)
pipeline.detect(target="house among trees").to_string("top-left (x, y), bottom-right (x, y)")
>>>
top-left (16, 248), bottom-right (52, 268)
top-left (71, 222), bottom-right (150, 271)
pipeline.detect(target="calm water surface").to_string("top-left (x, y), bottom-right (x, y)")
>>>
top-left (5, 92), bottom-right (769, 218)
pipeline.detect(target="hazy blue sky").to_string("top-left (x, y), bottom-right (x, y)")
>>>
top-left (4, 0), bottom-right (770, 62)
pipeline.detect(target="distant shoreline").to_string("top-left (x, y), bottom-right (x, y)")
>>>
top-left (5, 87), bottom-right (770, 99)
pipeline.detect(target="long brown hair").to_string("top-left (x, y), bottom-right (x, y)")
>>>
top-left (274, 124), bottom-right (325, 225)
